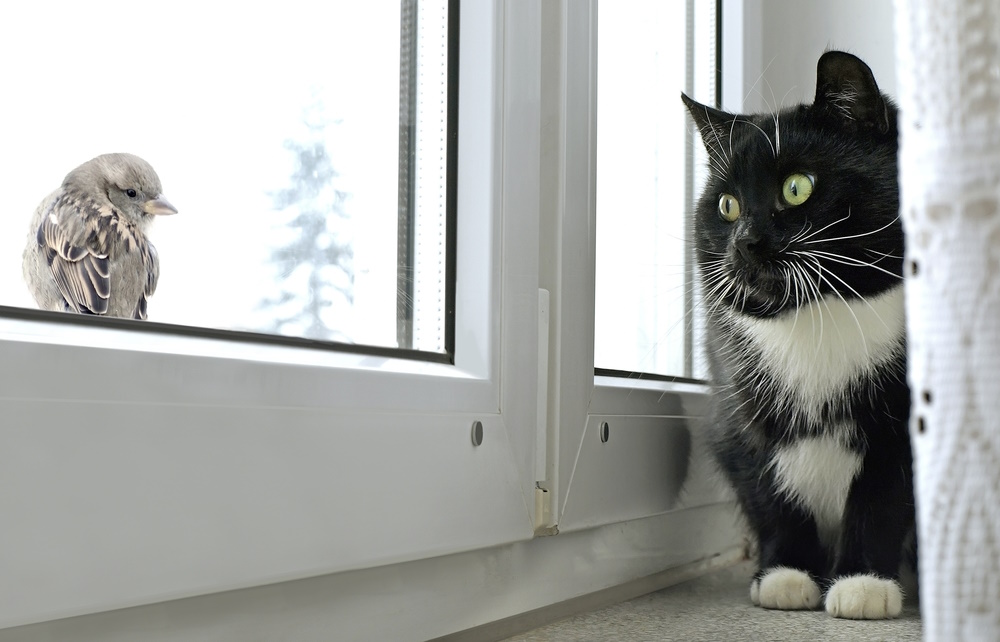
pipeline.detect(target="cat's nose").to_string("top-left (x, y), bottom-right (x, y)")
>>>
top-left (734, 226), bottom-right (764, 261)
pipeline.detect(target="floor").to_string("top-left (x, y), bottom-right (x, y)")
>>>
top-left (502, 563), bottom-right (922, 642)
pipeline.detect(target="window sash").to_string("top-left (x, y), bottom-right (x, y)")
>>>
top-left (0, 2), bottom-right (545, 628)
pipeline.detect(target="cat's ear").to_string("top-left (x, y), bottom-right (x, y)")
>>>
top-left (682, 93), bottom-right (737, 161)
top-left (814, 51), bottom-right (890, 133)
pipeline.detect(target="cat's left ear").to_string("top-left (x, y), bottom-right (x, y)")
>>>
top-left (814, 50), bottom-right (890, 133)
top-left (681, 93), bottom-right (737, 160)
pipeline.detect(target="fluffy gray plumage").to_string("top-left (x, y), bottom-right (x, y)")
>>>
top-left (22, 153), bottom-right (177, 319)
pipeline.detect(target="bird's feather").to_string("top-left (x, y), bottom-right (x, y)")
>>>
top-left (35, 189), bottom-right (157, 318)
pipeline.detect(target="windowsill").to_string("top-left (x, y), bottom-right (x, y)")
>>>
top-left (594, 373), bottom-right (709, 394)
top-left (0, 307), bottom-right (478, 380)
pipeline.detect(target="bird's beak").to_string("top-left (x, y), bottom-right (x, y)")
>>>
top-left (143, 195), bottom-right (178, 216)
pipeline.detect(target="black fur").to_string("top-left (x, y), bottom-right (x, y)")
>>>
top-left (683, 52), bottom-right (914, 604)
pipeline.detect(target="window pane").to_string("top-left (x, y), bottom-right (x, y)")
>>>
top-left (0, 0), bottom-right (450, 355)
top-left (595, 0), bottom-right (715, 379)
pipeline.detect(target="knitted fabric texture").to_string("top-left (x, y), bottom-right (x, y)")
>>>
top-left (895, 0), bottom-right (1000, 639)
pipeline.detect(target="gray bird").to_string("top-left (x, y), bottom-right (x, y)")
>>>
top-left (22, 153), bottom-right (177, 319)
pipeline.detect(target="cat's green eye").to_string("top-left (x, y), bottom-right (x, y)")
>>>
top-left (718, 194), bottom-right (741, 222)
top-left (782, 173), bottom-right (815, 206)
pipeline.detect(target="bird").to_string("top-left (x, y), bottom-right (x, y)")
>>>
top-left (22, 153), bottom-right (177, 320)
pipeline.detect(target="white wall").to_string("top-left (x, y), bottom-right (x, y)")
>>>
top-left (726, 0), bottom-right (896, 113)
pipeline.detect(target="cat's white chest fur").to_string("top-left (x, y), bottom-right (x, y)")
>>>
top-left (732, 284), bottom-right (905, 424)
top-left (770, 434), bottom-right (862, 544)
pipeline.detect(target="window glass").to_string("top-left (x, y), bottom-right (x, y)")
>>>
top-left (0, 1), bottom-right (450, 354)
top-left (595, 0), bottom-right (715, 379)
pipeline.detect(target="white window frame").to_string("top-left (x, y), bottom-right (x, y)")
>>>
top-left (545, 0), bottom-right (722, 534)
top-left (0, 1), bottom-right (741, 636)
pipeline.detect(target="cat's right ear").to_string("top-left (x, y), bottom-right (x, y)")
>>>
top-left (814, 51), bottom-right (890, 133)
top-left (681, 93), bottom-right (736, 162)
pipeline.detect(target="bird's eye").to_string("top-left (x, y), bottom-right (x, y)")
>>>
top-left (125, 188), bottom-right (138, 198)
top-left (782, 173), bottom-right (814, 206)
top-left (718, 194), bottom-right (741, 222)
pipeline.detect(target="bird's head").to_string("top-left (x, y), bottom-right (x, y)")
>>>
top-left (66, 153), bottom-right (178, 226)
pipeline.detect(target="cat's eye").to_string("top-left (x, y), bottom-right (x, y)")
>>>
top-left (782, 173), bottom-right (814, 206)
top-left (718, 194), bottom-right (740, 222)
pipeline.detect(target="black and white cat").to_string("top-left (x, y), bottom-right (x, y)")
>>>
top-left (682, 51), bottom-right (913, 619)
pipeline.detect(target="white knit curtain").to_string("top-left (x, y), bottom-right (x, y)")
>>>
top-left (895, 1), bottom-right (1000, 639)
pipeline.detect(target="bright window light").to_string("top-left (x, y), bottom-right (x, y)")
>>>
top-left (0, 1), bottom-right (450, 355)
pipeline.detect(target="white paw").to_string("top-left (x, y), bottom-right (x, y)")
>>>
top-left (750, 567), bottom-right (822, 610)
top-left (825, 574), bottom-right (903, 619)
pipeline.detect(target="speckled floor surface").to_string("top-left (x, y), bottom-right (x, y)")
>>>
top-left (503, 563), bottom-right (922, 642)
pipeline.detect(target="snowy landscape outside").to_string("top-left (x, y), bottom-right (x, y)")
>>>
top-left (0, 1), bottom-right (440, 350)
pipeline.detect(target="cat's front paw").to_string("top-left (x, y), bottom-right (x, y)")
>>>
top-left (750, 567), bottom-right (822, 610)
top-left (825, 574), bottom-right (903, 619)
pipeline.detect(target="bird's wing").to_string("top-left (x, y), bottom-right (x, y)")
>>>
top-left (132, 244), bottom-right (159, 320)
top-left (35, 193), bottom-right (112, 315)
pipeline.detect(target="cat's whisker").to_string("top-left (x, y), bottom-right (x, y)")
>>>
top-left (784, 261), bottom-right (804, 336)
top-left (685, 274), bottom-right (725, 292)
top-left (775, 115), bottom-right (781, 157)
top-left (810, 277), bottom-right (838, 358)
top-left (742, 55), bottom-right (777, 114)
top-left (769, 86), bottom-right (783, 158)
top-left (779, 263), bottom-right (793, 310)
top-left (699, 274), bottom-right (725, 299)
top-left (728, 116), bottom-right (739, 161)
top-left (700, 278), bottom-right (727, 296)
top-left (786, 221), bottom-right (815, 247)
top-left (706, 155), bottom-right (728, 179)
top-left (794, 208), bottom-right (854, 244)
top-left (740, 118), bottom-right (777, 159)
top-left (763, 75), bottom-right (779, 118)
top-left (701, 105), bottom-right (732, 168)
top-left (727, 281), bottom-right (743, 313)
top-left (797, 251), bottom-right (893, 332)
top-left (770, 86), bottom-right (798, 167)
top-left (740, 283), bottom-right (752, 314)
top-left (790, 262), bottom-right (816, 338)
top-left (801, 256), bottom-right (870, 357)
top-left (864, 249), bottom-right (903, 261)
top-left (702, 270), bottom-right (732, 296)
top-left (778, 85), bottom-right (798, 111)
top-left (797, 249), bottom-right (903, 281)
top-left (781, 227), bottom-right (807, 253)
top-left (792, 260), bottom-right (823, 343)
top-left (801, 214), bottom-right (901, 245)
top-left (702, 280), bottom-right (729, 301)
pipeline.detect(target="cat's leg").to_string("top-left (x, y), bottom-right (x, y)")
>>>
top-left (744, 493), bottom-right (828, 610)
top-left (826, 444), bottom-right (914, 620)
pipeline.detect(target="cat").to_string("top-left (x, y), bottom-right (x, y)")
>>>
top-left (682, 51), bottom-right (913, 620)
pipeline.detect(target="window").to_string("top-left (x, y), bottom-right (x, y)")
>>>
top-left (0, 2), bottom-right (735, 634)
top-left (595, 0), bottom-right (716, 379)
top-left (0, 1), bottom-right (453, 356)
